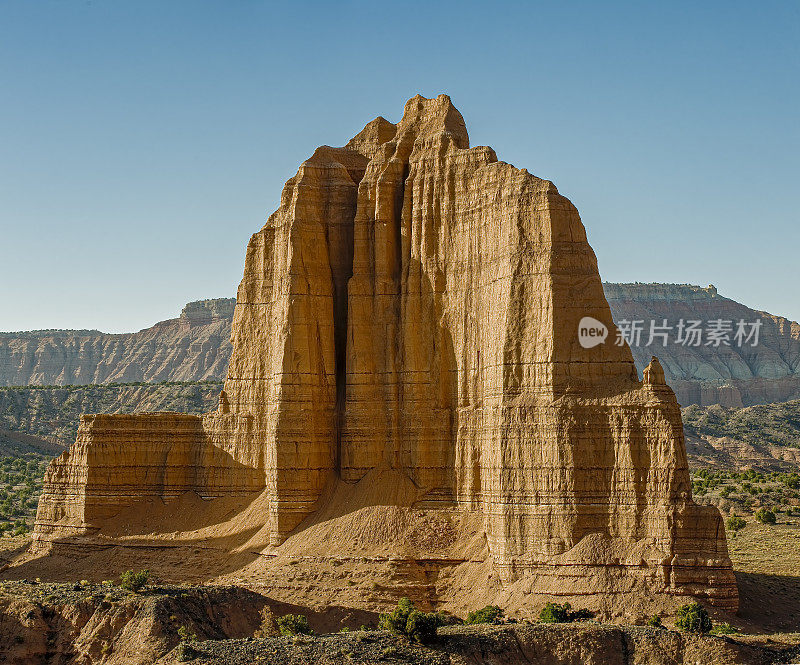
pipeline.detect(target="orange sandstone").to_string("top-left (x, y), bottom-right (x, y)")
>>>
top-left (31, 95), bottom-right (737, 614)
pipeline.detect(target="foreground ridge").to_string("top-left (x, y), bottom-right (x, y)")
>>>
top-left (29, 94), bottom-right (737, 616)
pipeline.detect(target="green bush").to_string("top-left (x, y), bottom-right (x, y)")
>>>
top-left (177, 625), bottom-right (197, 642)
top-left (539, 602), bottom-right (569, 623)
top-left (709, 622), bottom-right (739, 635)
top-left (119, 569), bottom-right (150, 592)
top-left (379, 598), bottom-right (443, 643)
top-left (754, 507), bottom-right (776, 524)
top-left (675, 602), bottom-right (712, 634)
top-left (726, 514), bottom-right (746, 535)
top-left (406, 610), bottom-right (440, 644)
top-left (538, 602), bottom-right (594, 624)
top-left (276, 613), bottom-right (312, 636)
top-left (379, 597), bottom-right (415, 634)
top-left (465, 605), bottom-right (503, 625)
top-left (646, 614), bottom-right (662, 628)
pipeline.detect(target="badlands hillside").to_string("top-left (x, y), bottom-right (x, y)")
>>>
top-left (605, 283), bottom-right (800, 407)
top-left (0, 298), bottom-right (234, 386)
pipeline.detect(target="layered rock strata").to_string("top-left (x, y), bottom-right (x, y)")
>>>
top-left (604, 283), bottom-right (800, 407)
top-left (32, 95), bottom-right (737, 611)
top-left (0, 298), bottom-right (234, 386)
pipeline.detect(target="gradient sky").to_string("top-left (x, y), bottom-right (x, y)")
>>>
top-left (1, 0), bottom-right (798, 332)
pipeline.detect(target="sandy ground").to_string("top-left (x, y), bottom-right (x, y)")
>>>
top-left (726, 520), bottom-right (800, 633)
top-left (2, 511), bottom-right (799, 635)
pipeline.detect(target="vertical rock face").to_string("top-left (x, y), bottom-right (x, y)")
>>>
top-left (33, 95), bottom-right (737, 611)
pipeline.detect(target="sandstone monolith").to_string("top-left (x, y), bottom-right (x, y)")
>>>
top-left (31, 95), bottom-right (738, 615)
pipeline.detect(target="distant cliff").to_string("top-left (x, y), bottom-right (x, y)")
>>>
top-left (3, 288), bottom-right (799, 408)
top-left (0, 299), bottom-right (235, 386)
top-left (603, 283), bottom-right (800, 407)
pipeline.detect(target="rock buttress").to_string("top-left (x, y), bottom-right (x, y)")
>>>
top-left (32, 95), bottom-right (737, 611)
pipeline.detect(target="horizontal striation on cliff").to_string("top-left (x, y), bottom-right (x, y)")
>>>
top-left (0, 298), bottom-right (235, 387)
top-left (30, 95), bottom-right (737, 615)
top-left (604, 283), bottom-right (800, 407)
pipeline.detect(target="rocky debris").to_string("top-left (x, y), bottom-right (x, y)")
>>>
top-left (172, 624), bottom-right (800, 665)
top-left (0, 299), bottom-right (235, 387)
top-left (29, 95), bottom-right (737, 615)
top-left (0, 580), bottom-right (796, 665)
top-left (604, 283), bottom-right (800, 407)
top-left (0, 581), bottom-right (267, 664)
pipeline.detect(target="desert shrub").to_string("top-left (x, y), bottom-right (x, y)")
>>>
top-left (11, 523), bottom-right (29, 536)
top-left (538, 602), bottom-right (594, 624)
top-left (646, 614), bottom-right (662, 627)
top-left (710, 622), bottom-right (739, 635)
top-left (379, 597), bottom-right (416, 634)
top-left (465, 605), bottom-right (503, 625)
top-left (726, 514), bottom-right (746, 535)
top-left (253, 606), bottom-right (279, 638)
top-left (276, 613), bottom-right (312, 636)
top-left (754, 507), bottom-right (776, 524)
top-left (675, 602), bottom-right (712, 634)
top-left (379, 598), bottom-right (443, 643)
top-left (406, 610), bottom-right (440, 644)
top-left (119, 569), bottom-right (149, 592)
top-left (539, 603), bottom-right (570, 623)
top-left (174, 625), bottom-right (199, 662)
top-left (177, 625), bottom-right (197, 642)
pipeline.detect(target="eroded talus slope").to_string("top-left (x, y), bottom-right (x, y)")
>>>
top-left (29, 95), bottom-right (737, 615)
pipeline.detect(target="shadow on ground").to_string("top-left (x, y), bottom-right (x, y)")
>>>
top-left (734, 571), bottom-right (800, 632)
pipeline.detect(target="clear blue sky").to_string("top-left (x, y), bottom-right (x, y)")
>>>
top-left (1, 0), bottom-right (798, 332)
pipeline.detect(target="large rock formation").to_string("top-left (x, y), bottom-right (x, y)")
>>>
top-left (0, 298), bottom-right (235, 386)
top-left (29, 95), bottom-right (737, 615)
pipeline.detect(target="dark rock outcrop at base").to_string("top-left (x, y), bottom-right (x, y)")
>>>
top-left (191, 624), bottom-right (800, 665)
top-left (0, 581), bottom-right (797, 665)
